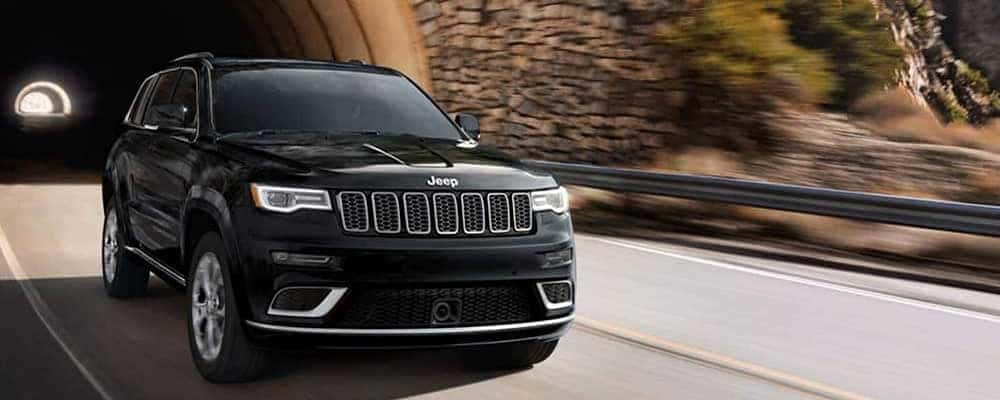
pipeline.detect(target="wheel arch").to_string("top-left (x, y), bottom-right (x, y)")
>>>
top-left (102, 158), bottom-right (137, 247)
top-left (181, 186), bottom-right (237, 273)
top-left (182, 186), bottom-right (252, 320)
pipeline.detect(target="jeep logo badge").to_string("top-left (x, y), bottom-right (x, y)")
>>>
top-left (426, 176), bottom-right (459, 188)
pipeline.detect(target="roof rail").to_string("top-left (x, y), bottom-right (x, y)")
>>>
top-left (171, 52), bottom-right (215, 63)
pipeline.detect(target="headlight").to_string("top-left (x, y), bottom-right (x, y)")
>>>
top-left (251, 184), bottom-right (332, 213)
top-left (531, 187), bottom-right (569, 214)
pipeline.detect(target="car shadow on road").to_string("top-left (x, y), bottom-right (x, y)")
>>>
top-left (13, 276), bottom-right (519, 399)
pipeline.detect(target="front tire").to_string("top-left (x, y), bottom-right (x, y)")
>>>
top-left (462, 340), bottom-right (559, 370)
top-left (187, 232), bottom-right (269, 382)
top-left (101, 200), bottom-right (149, 298)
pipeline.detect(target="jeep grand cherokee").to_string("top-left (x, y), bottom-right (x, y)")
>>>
top-left (101, 53), bottom-right (575, 382)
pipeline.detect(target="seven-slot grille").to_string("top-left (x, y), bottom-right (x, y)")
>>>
top-left (337, 191), bottom-right (534, 236)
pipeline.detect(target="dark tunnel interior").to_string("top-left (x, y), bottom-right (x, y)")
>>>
top-left (0, 1), bottom-right (259, 177)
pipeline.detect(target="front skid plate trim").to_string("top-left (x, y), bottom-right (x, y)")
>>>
top-left (245, 314), bottom-right (574, 336)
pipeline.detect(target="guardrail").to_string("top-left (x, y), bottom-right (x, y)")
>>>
top-left (524, 160), bottom-right (1000, 237)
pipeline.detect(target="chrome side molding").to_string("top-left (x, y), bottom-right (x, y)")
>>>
top-left (124, 245), bottom-right (186, 285)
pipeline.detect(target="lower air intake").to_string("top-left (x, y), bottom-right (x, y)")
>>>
top-left (335, 285), bottom-right (537, 328)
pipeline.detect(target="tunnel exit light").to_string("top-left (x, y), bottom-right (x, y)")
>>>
top-left (14, 81), bottom-right (72, 117)
top-left (19, 91), bottom-right (54, 114)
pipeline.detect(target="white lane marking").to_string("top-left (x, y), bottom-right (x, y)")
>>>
top-left (580, 235), bottom-right (1000, 325)
top-left (0, 223), bottom-right (113, 400)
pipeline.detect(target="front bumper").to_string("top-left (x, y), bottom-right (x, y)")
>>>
top-left (230, 206), bottom-right (576, 349)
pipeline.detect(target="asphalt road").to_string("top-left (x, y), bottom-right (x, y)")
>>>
top-left (2, 183), bottom-right (999, 399)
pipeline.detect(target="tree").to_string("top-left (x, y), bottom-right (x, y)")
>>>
top-left (779, 0), bottom-right (902, 109)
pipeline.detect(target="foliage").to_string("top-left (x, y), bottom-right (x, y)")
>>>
top-left (779, 0), bottom-right (903, 109)
top-left (955, 61), bottom-right (1000, 119)
top-left (660, 0), bottom-right (836, 151)
top-left (661, 0), bottom-right (900, 113)
top-left (662, 0), bottom-right (835, 107)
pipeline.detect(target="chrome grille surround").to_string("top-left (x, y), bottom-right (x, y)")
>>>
top-left (336, 191), bottom-right (532, 237)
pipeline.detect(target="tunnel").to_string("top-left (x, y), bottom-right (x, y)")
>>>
top-left (0, 0), bottom-right (430, 179)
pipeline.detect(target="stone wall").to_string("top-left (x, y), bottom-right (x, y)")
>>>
top-left (409, 0), bottom-right (1000, 161)
top-left (410, 0), bottom-right (684, 164)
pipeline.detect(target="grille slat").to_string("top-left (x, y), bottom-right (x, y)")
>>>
top-left (337, 192), bottom-right (369, 233)
top-left (487, 193), bottom-right (511, 233)
top-left (461, 193), bottom-right (486, 234)
top-left (337, 191), bottom-right (533, 236)
top-left (403, 193), bottom-right (431, 234)
top-left (372, 192), bottom-right (401, 234)
top-left (433, 193), bottom-right (460, 235)
top-left (512, 193), bottom-right (533, 232)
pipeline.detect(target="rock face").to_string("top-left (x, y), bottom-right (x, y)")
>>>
top-left (411, 0), bottom-right (999, 165)
top-left (936, 0), bottom-right (1000, 86)
top-left (874, 0), bottom-right (1000, 124)
top-left (410, 0), bottom-right (685, 164)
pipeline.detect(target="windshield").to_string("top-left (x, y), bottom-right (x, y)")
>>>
top-left (212, 66), bottom-right (463, 140)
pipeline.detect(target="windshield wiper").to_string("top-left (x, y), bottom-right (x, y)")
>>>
top-left (386, 132), bottom-right (455, 167)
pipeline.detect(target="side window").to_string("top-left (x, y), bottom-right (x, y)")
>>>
top-left (127, 77), bottom-right (155, 125)
top-left (142, 71), bottom-right (180, 127)
top-left (172, 71), bottom-right (198, 129)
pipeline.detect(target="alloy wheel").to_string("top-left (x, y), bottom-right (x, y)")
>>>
top-left (191, 252), bottom-right (226, 362)
top-left (102, 209), bottom-right (119, 284)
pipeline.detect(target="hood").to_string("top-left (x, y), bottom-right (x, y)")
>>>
top-left (219, 134), bottom-right (557, 191)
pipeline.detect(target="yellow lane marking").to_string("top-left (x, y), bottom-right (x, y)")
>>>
top-left (574, 316), bottom-right (870, 400)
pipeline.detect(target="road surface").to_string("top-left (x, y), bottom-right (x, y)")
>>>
top-left (2, 183), bottom-right (999, 399)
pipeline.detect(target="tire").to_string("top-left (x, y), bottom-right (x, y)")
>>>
top-left (187, 232), bottom-right (269, 382)
top-left (101, 199), bottom-right (149, 298)
top-left (462, 340), bottom-right (559, 371)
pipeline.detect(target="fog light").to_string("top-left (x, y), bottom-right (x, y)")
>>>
top-left (271, 251), bottom-right (341, 268)
top-left (542, 248), bottom-right (573, 268)
top-left (536, 280), bottom-right (573, 310)
top-left (267, 286), bottom-right (348, 317)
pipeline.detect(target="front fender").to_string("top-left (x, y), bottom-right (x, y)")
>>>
top-left (182, 186), bottom-right (252, 321)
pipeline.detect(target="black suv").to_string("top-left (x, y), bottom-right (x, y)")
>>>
top-left (101, 53), bottom-right (575, 382)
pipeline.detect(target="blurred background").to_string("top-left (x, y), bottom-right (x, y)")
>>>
top-left (3, 1), bottom-right (1000, 398)
top-left (4, 0), bottom-right (999, 265)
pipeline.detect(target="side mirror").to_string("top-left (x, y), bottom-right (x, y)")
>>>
top-left (455, 113), bottom-right (480, 141)
top-left (150, 104), bottom-right (190, 128)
